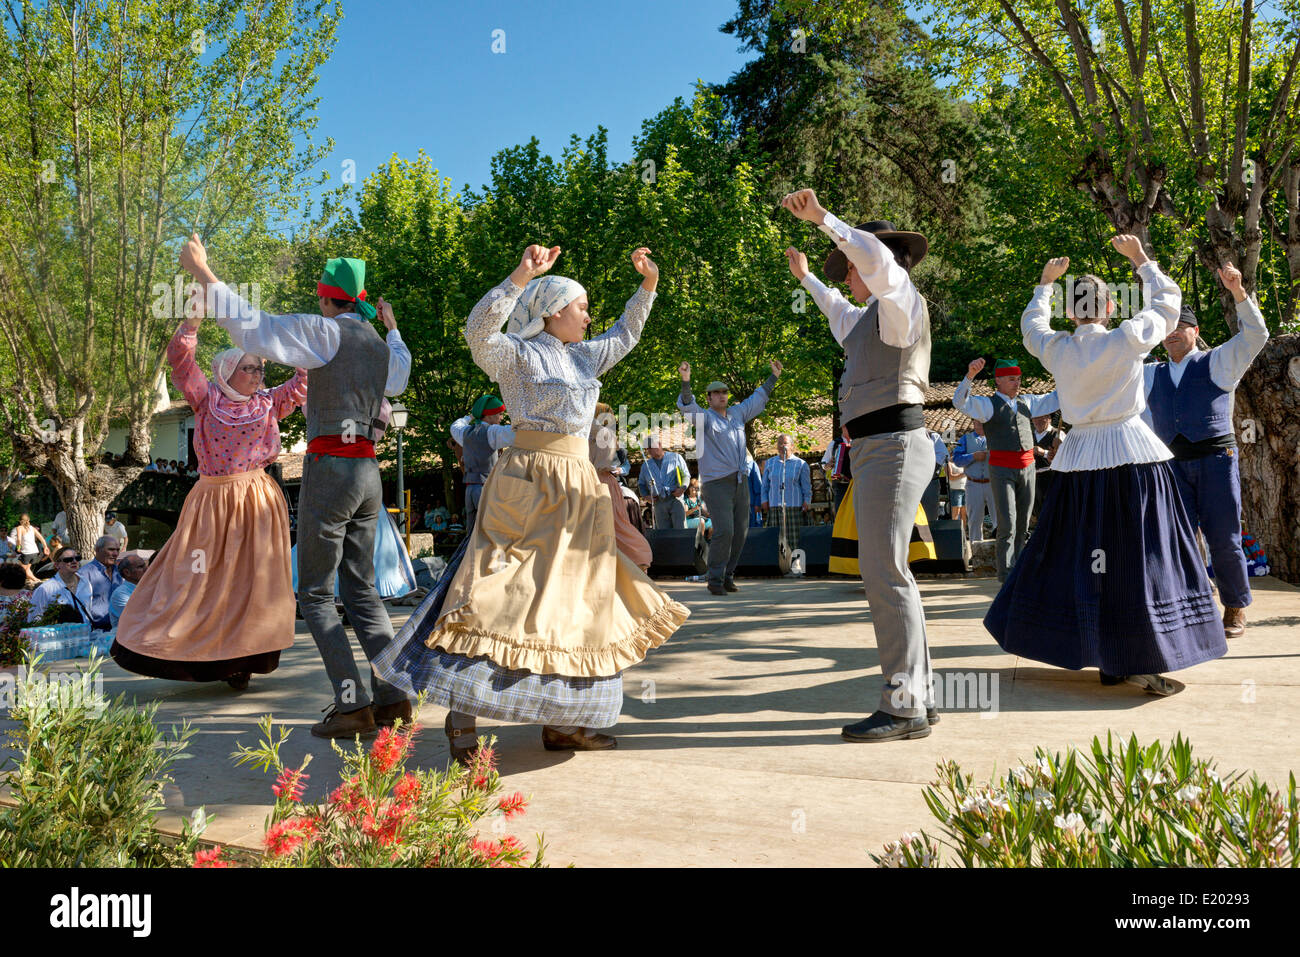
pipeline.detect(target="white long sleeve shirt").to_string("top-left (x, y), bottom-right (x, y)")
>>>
top-left (1021, 260), bottom-right (1180, 471)
top-left (449, 415), bottom-right (515, 451)
top-left (209, 283), bottom-right (411, 396)
top-left (952, 380), bottom-right (1061, 423)
top-left (798, 213), bottom-right (926, 349)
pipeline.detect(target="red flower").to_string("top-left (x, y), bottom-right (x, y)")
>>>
top-left (497, 792), bottom-right (527, 820)
top-left (272, 766), bottom-right (309, 802)
top-left (329, 775), bottom-right (364, 813)
top-left (361, 804), bottom-right (406, 848)
top-left (371, 726), bottom-right (416, 774)
top-left (500, 834), bottom-right (529, 861)
top-left (470, 836), bottom-right (503, 864)
top-left (264, 817), bottom-right (320, 858)
top-left (192, 847), bottom-right (230, 868)
top-left (393, 773), bottom-right (421, 806)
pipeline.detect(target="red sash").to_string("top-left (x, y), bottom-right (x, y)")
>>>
top-left (306, 435), bottom-right (376, 458)
top-left (988, 449), bottom-right (1034, 469)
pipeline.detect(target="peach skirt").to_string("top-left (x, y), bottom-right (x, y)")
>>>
top-left (426, 429), bottom-right (688, 678)
top-left (114, 470), bottom-right (295, 662)
top-left (600, 471), bottom-right (653, 569)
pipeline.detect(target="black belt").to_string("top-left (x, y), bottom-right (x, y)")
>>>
top-left (1169, 433), bottom-right (1236, 460)
top-left (845, 403), bottom-right (924, 439)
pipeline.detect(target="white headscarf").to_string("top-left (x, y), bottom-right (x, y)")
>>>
top-left (507, 276), bottom-right (586, 340)
top-left (212, 348), bottom-right (254, 403)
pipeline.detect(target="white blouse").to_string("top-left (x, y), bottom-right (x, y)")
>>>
top-left (465, 277), bottom-right (655, 437)
top-left (1021, 260), bottom-right (1179, 472)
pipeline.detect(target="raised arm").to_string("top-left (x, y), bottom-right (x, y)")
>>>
top-left (788, 247), bottom-right (872, 346)
top-left (571, 247), bottom-right (659, 376)
top-left (270, 368), bottom-right (309, 420)
top-left (1112, 236), bottom-right (1180, 354)
top-left (781, 191), bottom-right (923, 348)
top-left (166, 324), bottom-right (211, 412)
top-left (382, 299), bottom-right (411, 396)
top-left (1021, 257), bottom-right (1070, 365)
top-left (953, 360), bottom-right (996, 423)
top-left (736, 371), bottom-right (778, 423)
top-left (676, 361), bottom-right (705, 417)
top-left (1208, 263), bottom-right (1270, 391)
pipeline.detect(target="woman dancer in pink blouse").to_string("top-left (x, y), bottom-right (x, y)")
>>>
top-left (112, 313), bottom-right (307, 690)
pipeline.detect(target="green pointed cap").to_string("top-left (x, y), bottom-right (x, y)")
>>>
top-left (317, 257), bottom-right (377, 320)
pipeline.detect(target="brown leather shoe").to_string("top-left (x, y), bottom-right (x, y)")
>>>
top-left (1223, 606), bottom-right (1247, 640)
top-left (541, 726), bottom-right (618, 751)
top-left (311, 704), bottom-right (376, 739)
top-left (374, 699), bottom-right (413, 728)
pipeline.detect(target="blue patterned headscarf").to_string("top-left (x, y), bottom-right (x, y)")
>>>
top-left (507, 275), bottom-right (586, 340)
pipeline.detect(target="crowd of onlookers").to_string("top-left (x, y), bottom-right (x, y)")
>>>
top-left (144, 457), bottom-right (199, 477)
top-left (0, 509), bottom-right (149, 629)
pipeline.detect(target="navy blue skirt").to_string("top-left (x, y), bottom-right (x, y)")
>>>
top-left (984, 461), bottom-right (1226, 675)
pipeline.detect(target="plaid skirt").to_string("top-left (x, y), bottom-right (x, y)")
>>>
top-left (372, 537), bottom-right (625, 728)
top-left (770, 506), bottom-right (804, 553)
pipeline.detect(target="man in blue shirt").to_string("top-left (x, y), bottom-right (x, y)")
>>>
top-left (637, 435), bottom-right (690, 529)
top-left (678, 360), bottom-right (781, 594)
top-left (952, 421), bottom-right (993, 543)
top-left (110, 554), bottom-right (149, 628)
top-left (761, 434), bottom-right (811, 556)
top-left (81, 535), bottom-right (122, 631)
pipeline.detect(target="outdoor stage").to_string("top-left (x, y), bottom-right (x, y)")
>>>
top-left (10, 574), bottom-right (1298, 867)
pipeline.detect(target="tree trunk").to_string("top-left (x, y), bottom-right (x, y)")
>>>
top-left (1234, 335), bottom-right (1300, 584)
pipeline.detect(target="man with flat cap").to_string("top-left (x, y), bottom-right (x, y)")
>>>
top-left (1142, 263), bottom-right (1269, 640)
top-left (782, 188), bottom-right (937, 743)
top-left (677, 360), bottom-right (782, 595)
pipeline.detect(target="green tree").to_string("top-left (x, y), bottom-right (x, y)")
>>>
top-left (0, 0), bottom-right (338, 554)
top-left (783, 0), bottom-right (1300, 580)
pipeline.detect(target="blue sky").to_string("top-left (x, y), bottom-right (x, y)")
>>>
top-left (304, 0), bottom-right (755, 207)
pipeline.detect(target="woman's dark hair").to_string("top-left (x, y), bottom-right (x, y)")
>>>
top-left (0, 561), bottom-right (28, 589)
top-left (328, 297), bottom-right (355, 311)
top-left (54, 546), bottom-right (78, 564)
top-left (1071, 274), bottom-right (1112, 324)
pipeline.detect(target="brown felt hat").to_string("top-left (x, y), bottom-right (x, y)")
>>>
top-left (825, 220), bottom-right (929, 283)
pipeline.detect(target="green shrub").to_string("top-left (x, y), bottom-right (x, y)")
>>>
top-left (876, 734), bottom-right (1299, 868)
top-left (0, 652), bottom-right (206, 867)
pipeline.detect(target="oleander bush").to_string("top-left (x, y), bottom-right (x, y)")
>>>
top-left (0, 652), bottom-right (205, 866)
top-left (195, 716), bottom-right (545, 868)
top-left (876, 734), bottom-right (1298, 868)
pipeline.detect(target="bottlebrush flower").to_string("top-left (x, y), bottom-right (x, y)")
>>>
top-left (497, 792), bottom-right (527, 820)
top-left (192, 847), bottom-right (230, 868)
top-left (470, 836), bottom-right (504, 865)
top-left (264, 818), bottom-right (319, 857)
top-left (393, 773), bottom-right (421, 806)
top-left (272, 766), bottom-right (309, 802)
top-left (371, 726), bottom-right (415, 773)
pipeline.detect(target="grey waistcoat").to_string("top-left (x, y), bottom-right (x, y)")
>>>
top-left (461, 422), bottom-right (495, 485)
top-left (839, 297), bottom-right (931, 421)
top-left (305, 314), bottom-right (389, 442)
top-left (984, 396), bottom-right (1034, 452)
